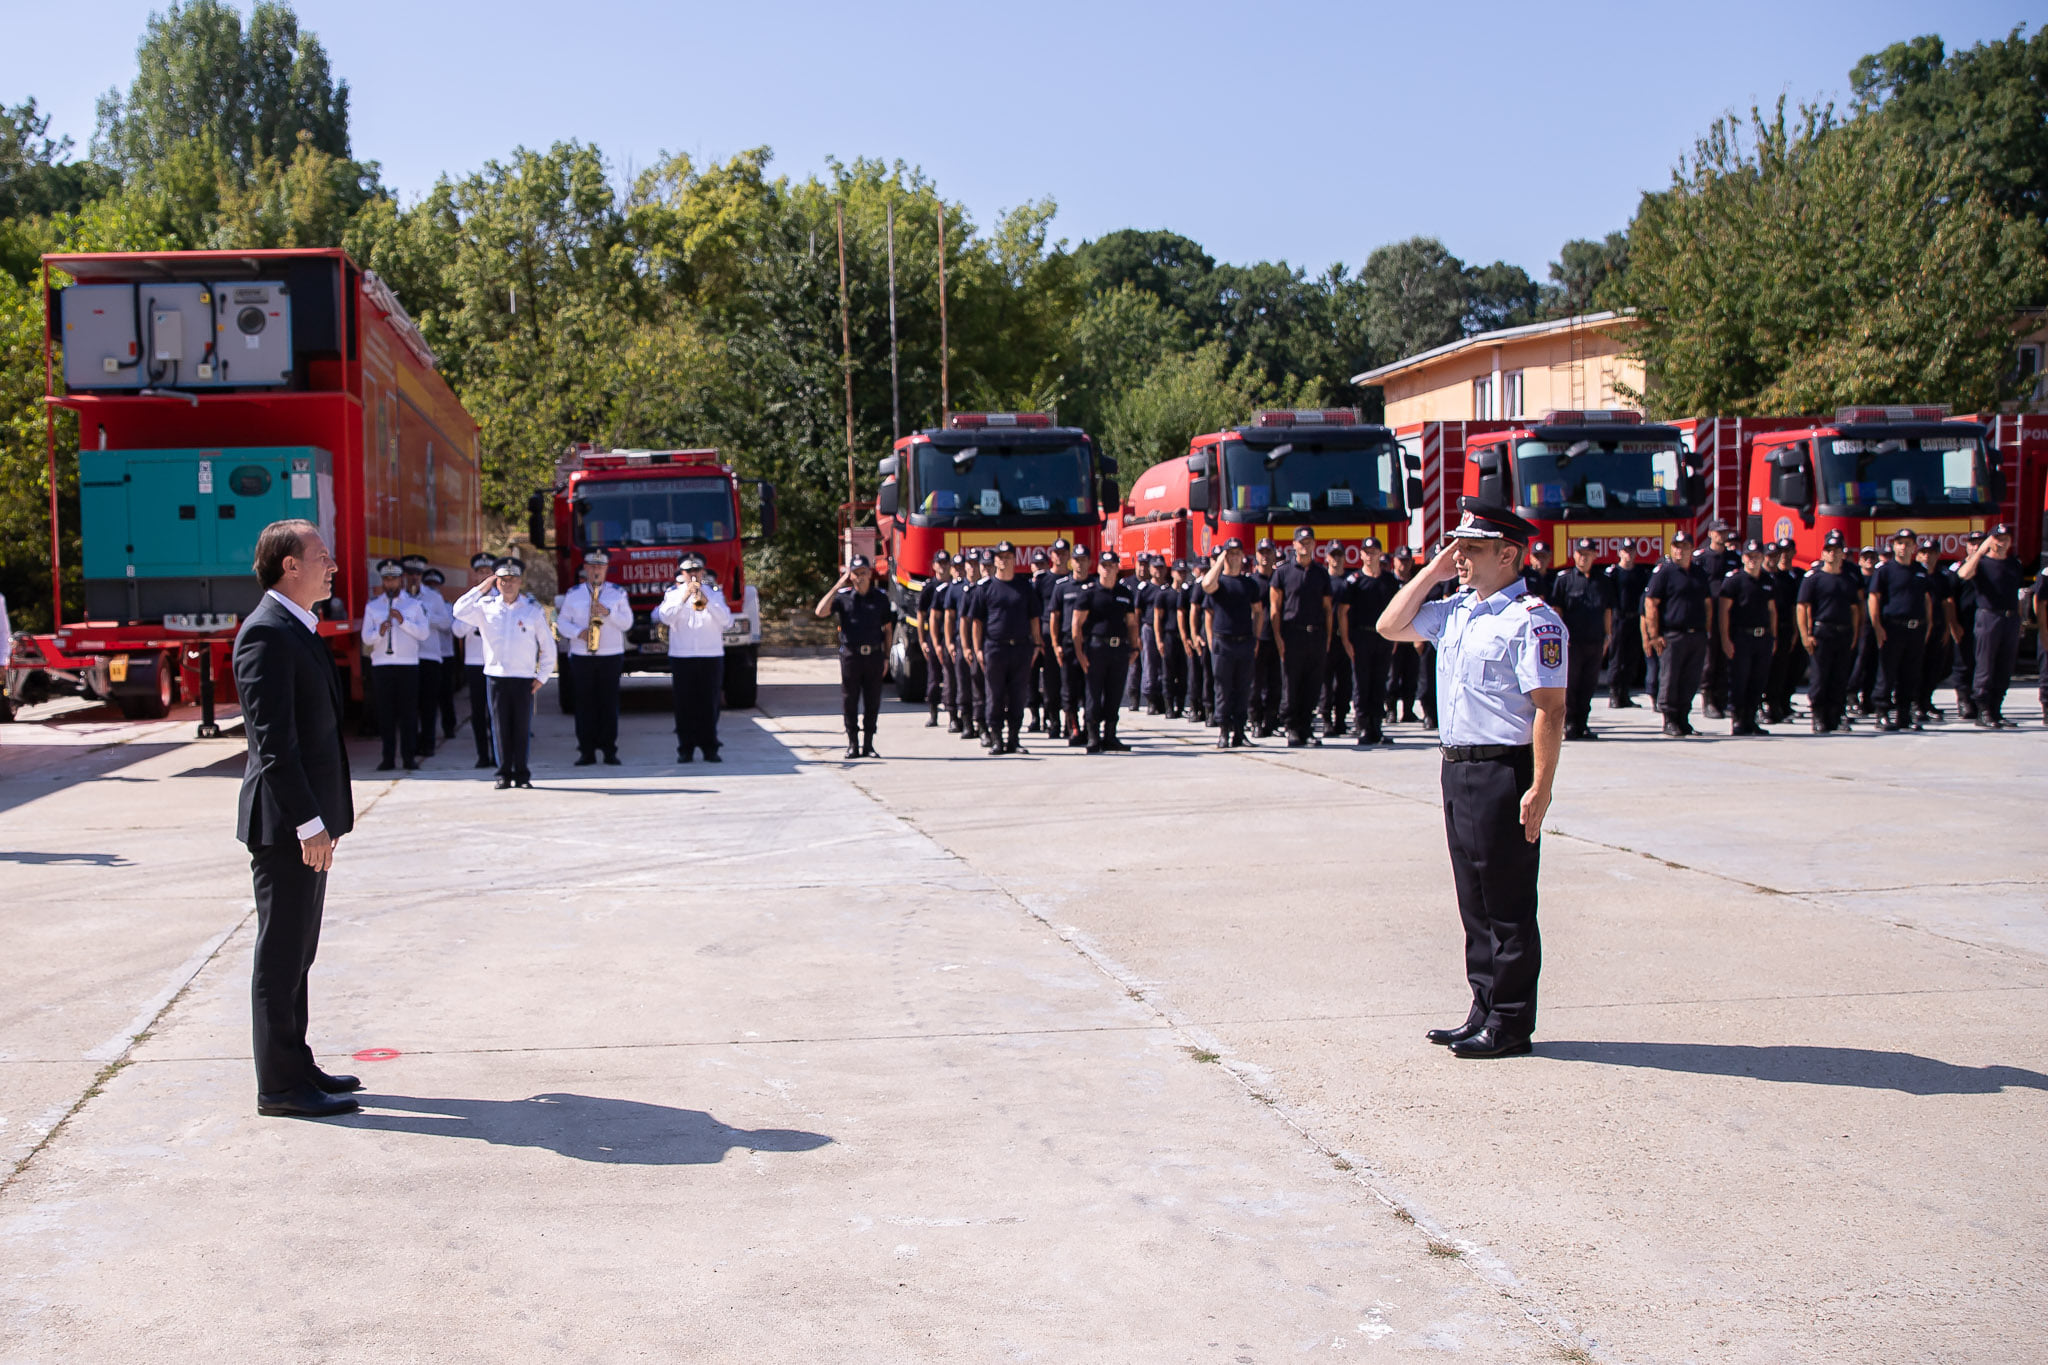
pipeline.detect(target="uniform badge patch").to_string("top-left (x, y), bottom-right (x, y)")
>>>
top-left (1540, 638), bottom-right (1562, 669)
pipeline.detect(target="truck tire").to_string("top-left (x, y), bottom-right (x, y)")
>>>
top-left (116, 650), bottom-right (176, 720)
top-left (891, 629), bottom-right (927, 703)
top-left (723, 644), bottom-right (758, 710)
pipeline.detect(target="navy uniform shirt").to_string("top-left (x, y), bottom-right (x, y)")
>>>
top-left (1051, 574), bottom-right (1091, 645)
top-left (1205, 574), bottom-right (1261, 639)
top-left (1696, 546), bottom-right (1737, 583)
top-left (1718, 569), bottom-right (1774, 633)
top-left (1972, 556), bottom-right (2023, 613)
top-left (1343, 571), bottom-right (1399, 644)
top-left (1153, 584), bottom-right (1183, 638)
top-left (1076, 580), bottom-right (1139, 643)
top-left (1521, 564), bottom-right (1555, 596)
top-left (968, 574), bottom-right (1038, 645)
top-left (1921, 563), bottom-right (1950, 617)
top-left (1412, 586), bottom-right (1571, 746)
top-left (830, 584), bottom-right (892, 656)
top-left (1186, 580), bottom-right (1207, 638)
top-left (1646, 559), bottom-right (1713, 631)
top-left (916, 577), bottom-right (943, 632)
top-left (940, 579), bottom-right (968, 648)
top-left (1249, 569), bottom-right (1275, 639)
top-left (1271, 560), bottom-right (1332, 633)
top-left (1546, 567), bottom-right (1612, 637)
top-left (1769, 565), bottom-right (1802, 627)
top-left (1869, 560), bottom-right (1929, 622)
top-left (1135, 578), bottom-right (1159, 631)
top-left (1797, 565), bottom-right (1860, 628)
top-left (1605, 561), bottom-right (1651, 616)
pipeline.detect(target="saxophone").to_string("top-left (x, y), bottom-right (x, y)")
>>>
top-left (583, 578), bottom-right (606, 652)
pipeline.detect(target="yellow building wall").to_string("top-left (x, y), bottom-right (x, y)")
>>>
top-left (1376, 323), bottom-right (1646, 427)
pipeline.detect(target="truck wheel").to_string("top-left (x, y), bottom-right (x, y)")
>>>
top-left (117, 651), bottom-right (176, 720)
top-left (723, 644), bottom-right (758, 709)
top-left (892, 631), bottom-right (927, 703)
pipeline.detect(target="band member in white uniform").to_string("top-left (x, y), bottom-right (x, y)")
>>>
top-left (656, 554), bottom-right (733, 763)
top-left (555, 548), bottom-right (632, 765)
top-left (362, 558), bottom-right (429, 771)
top-left (453, 557), bottom-right (554, 789)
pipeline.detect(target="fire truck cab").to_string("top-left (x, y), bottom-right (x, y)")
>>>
top-left (1742, 406), bottom-right (2001, 565)
top-left (1460, 410), bottom-right (1705, 562)
top-left (875, 412), bottom-right (1114, 700)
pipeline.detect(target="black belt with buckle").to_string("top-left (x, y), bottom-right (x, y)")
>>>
top-left (857, 644), bottom-right (875, 655)
top-left (992, 637), bottom-right (1024, 646)
top-left (1892, 617), bottom-right (1923, 630)
top-left (1666, 627), bottom-right (1701, 636)
top-left (1747, 626), bottom-right (1769, 637)
top-left (1442, 743), bottom-right (1531, 762)
top-left (1217, 633), bottom-right (1252, 642)
top-left (1096, 636), bottom-right (1123, 648)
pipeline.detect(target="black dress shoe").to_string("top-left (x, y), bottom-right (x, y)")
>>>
top-left (375, 760), bottom-right (396, 772)
top-left (703, 751), bottom-right (722, 763)
top-left (574, 753), bottom-right (597, 766)
top-left (845, 742), bottom-right (861, 759)
top-left (514, 777), bottom-right (534, 789)
top-left (861, 740), bottom-right (878, 757)
top-left (403, 760), bottom-right (419, 771)
top-left (314, 1070), bottom-right (363, 1093)
top-left (1426, 1022), bottom-right (1483, 1046)
top-left (493, 776), bottom-right (512, 790)
top-left (604, 752), bottom-right (621, 765)
top-left (257, 1084), bottom-right (360, 1118)
top-left (1449, 1027), bottom-right (1533, 1059)
top-left (474, 757), bottom-right (495, 768)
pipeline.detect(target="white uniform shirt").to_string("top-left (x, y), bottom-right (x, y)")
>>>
top-left (1412, 584), bottom-right (1569, 746)
top-left (363, 590), bottom-right (430, 666)
top-left (655, 579), bottom-right (734, 658)
top-left (555, 580), bottom-right (633, 657)
top-left (452, 582), bottom-right (556, 683)
top-left (407, 587), bottom-right (455, 662)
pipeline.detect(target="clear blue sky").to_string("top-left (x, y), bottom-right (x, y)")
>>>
top-left (2, 1), bottom-right (2033, 279)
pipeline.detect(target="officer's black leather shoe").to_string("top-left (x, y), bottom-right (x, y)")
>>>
top-left (1085, 742), bottom-right (1102, 754)
top-left (845, 742), bottom-right (861, 759)
top-left (314, 1070), bottom-right (363, 1093)
top-left (494, 776), bottom-right (512, 790)
top-left (475, 757), bottom-right (494, 768)
top-left (574, 753), bottom-right (597, 766)
top-left (1067, 733), bottom-right (1085, 747)
top-left (515, 777), bottom-right (533, 788)
top-left (1662, 721), bottom-right (1684, 737)
top-left (604, 752), bottom-right (621, 765)
top-left (1286, 736), bottom-right (1305, 747)
top-left (1426, 1022), bottom-right (1483, 1046)
top-left (925, 715), bottom-right (939, 728)
top-left (375, 760), bottom-right (396, 772)
top-left (1579, 729), bottom-right (1599, 739)
top-left (258, 1084), bottom-right (360, 1118)
top-left (947, 719), bottom-right (962, 733)
top-left (1449, 1028), bottom-right (1533, 1059)
top-left (861, 739), bottom-right (878, 758)
top-left (1103, 737), bottom-right (1131, 752)
top-left (1216, 733), bottom-right (1230, 749)
top-left (403, 760), bottom-right (419, 771)
top-left (703, 751), bottom-right (722, 763)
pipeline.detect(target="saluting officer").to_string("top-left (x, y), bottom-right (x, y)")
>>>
top-left (917, 549), bottom-right (952, 728)
top-left (1271, 527), bottom-right (1333, 747)
top-left (1072, 548), bottom-right (1139, 753)
top-left (1201, 538), bottom-right (1266, 749)
top-left (1957, 522), bottom-right (2024, 727)
top-left (1051, 544), bottom-right (1094, 745)
top-left (452, 557), bottom-right (552, 789)
top-left (1378, 499), bottom-right (1567, 1059)
top-left (420, 568), bottom-right (460, 745)
top-left (1604, 540), bottom-right (1649, 709)
top-left (1797, 530), bottom-right (1861, 733)
top-left (657, 554), bottom-right (733, 762)
top-left (1546, 537), bottom-right (1613, 740)
top-left (363, 558), bottom-right (429, 771)
top-left (555, 548), bottom-right (631, 766)
top-left (1339, 537), bottom-right (1399, 747)
top-left (453, 551), bottom-right (499, 768)
top-left (1643, 529), bottom-right (1711, 737)
top-left (1718, 539), bottom-right (1778, 736)
top-left (1867, 528), bottom-right (1932, 732)
top-left (970, 540), bottom-right (1043, 754)
top-left (816, 553), bottom-right (892, 758)
top-left (400, 555), bottom-right (449, 759)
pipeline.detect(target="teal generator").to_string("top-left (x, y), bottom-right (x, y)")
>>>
top-left (79, 446), bottom-right (332, 623)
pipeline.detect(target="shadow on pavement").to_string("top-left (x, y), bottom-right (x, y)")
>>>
top-left (335, 1092), bottom-right (833, 1164)
top-left (1541, 1041), bottom-right (2048, 1095)
top-left (0, 849), bottom-right (130, 865)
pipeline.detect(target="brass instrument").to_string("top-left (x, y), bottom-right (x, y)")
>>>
top-left (582, 578), bottom-right (606, 652)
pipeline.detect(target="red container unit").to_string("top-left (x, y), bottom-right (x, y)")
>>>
top-left (8, 248), bottom-right (480, 729)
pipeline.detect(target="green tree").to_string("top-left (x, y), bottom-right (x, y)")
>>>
top-left (1100, 342), bottom-right (1298, 473)
top-left (1546, 232), bottom-right (1629, 316)
top-left (1361, 236), bottom-right (1467, 361)
top-left (1461, 259), bottom-right (1542, 334)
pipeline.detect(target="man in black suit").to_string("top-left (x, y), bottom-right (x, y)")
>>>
top-left (234, 519), bottom-right (362, 1118)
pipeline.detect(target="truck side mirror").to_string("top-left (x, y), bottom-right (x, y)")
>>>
top-left (1405, 475), bottom-right (1425, 512)
top-left (1686, 473), bottom-right (1710, 507)
top-left (1185, 449), bottom-right (1214, 477)
top-left (1101, 479), bottom-right (1121, 512)
top-left (878, 479), bottom-right (899, 518)
top-left (526, 490), bottom-right (548, 548)
top-left (1477, 472), bottom-right (1506, 505)
top-left (1188, 475), bottom-right (1213, 513)
top-left (1770, 468), bottom-right (1809, 509)
top-left (878, 454), bottom-right (900, 478)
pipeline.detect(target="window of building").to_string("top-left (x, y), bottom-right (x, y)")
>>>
top-left (1472, 375), bottom-right (1494, 420)
top-left (2017, 344), bottom-right (2043, 400)
top-left (1501, 370), bottom-right (1524, 418)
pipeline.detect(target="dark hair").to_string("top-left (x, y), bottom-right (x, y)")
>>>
top-left (253, 519), bottom-right (318, 588)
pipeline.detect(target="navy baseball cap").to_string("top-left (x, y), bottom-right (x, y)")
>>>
top-left (1359, 536), bottom-right (1381, 551)
top-left (1742, 538), bottom-right (1764, 554)
top-left (932, 549), bottom-right (952, 565)
top-left (1917, 537), bottom-right (1938, 552)
top-left (1823, 530), bottom-right (1846, 548)
top-left (1051, 537), bottom-right (1071, 552)
top-left (1293, 526), bottom-right (1315, 543)
top-left (1172, 558), bottom-right (1190, 572)
top-left (1099, 549), bottom-right (1120, 566)
top-left (1990, 523), bottom-right (2013, 537)
top-left (993, 541), bottom-right (1016, 557)
top-left (1891, 527), bottom-right (1917, 541)
top-left (1574, 537), bottom-right (1597, 552)
top-left (1030, 549), bottom-right (1049, 566)
top-left (1671, 530), bottom-right (1694, 546)
top-left (1222, 537), bottom-right (1245, 552)
top-left (848, 553), bottom-right (873, 570)
top-left (1256, 536), bottom-right (1276, 550)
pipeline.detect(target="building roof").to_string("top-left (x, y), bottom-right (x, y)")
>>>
top-left (1350, 310), bottom-right (1637, 386)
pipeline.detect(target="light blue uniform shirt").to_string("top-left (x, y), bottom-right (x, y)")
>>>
top-left (1413, 584), bottom-right (1569, 746)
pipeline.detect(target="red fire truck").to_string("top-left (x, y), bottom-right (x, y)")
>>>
top-left (1399, 410), bottom-right (1707, 563)
top-left (1112, 409), bottom-right (1420, 571)
top-left (528, 445), bottom-right (776, 709)
top-left (4, 248), bottom-right (479, 731)
top-left (874, 412), bottom-right (1115, 699)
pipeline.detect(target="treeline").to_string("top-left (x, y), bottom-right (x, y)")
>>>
top-left (2, 5), bottom-right (2044, 625)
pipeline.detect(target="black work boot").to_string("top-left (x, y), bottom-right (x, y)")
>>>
top-left (861, 732), bottom-right (879, 758)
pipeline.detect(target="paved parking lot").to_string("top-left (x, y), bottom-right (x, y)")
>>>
top-left (2, 660), bottom-right (2043, 1363)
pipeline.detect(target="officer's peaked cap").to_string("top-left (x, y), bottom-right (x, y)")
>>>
top-left (470, 552), bottom-right (497, 570)
top-left (677, 553), bottom-right (706, 574)
top-left (376, 559), bottom-right (402, 577)
top-left (1447, 498), bottom-right (1537, 548)
top-left (493, 557), bottom-right (525, 578)
top-left (422, 568), bottom-right (445, 586)
top-left (583, 548), bottom-right (610, 566)
top-left (399, 554), bottom-right (429, 572)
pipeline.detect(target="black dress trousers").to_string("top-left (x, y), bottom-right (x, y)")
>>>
top-left (467, 664), bottom-right (494, 763)
top-left (1212, 637), bottom-right (1253, 735)
top-left (1351, 635), bottom-right (1392, 741)
top-left (1280, 628), bottom-right (1326, 741)
top-left (370, 663), bottom-right (420, 765)
top-left (1807, 624), bottom-right (1853, 727)
top-left (841, 648), bottom-right (886, 737)
top-left (488, 674), bottom-right (535, 780)
top-left (249, 839), bottom-right (328, 1094)
top-left (1606, 617), bottom-right (1643, 704)
top-left (1728, 630), bottom-right (1773, 727)
top-left (1083, 640), bottom-right (1132, 743)
top-left (983, 641), bottom-right (1035, 740)
top-left (1441, 747), bottom-right (1541, 1038)
top-left (1877, 619), bottom-right (1926, 727)
top-left (670, 655), bottom-right (725, 758)
top-left (1974, 609), bottom-right (2021, 715)
top-left (414, 658), bottom-right (441, 756)
top-left (1562, 625), bottom-right (1602, 730)
top-left (1657, 631), bottom-right (1709, 721)
top-left (569, 653), bottom-right (626, 757)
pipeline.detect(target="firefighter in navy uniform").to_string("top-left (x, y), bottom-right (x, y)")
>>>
top-left (1185, 557), bottom-right (1213, 725)
top-left (1603, 540), bottom-right (1650, 709)
top-left (1321, 543), bottom-right (1354, 737)
top-left (1387, 548), bottom-right (1423, 723)
top-left (1027, 549), bottom-right (1053, 731)
top-left (1946, 532), bottom-right (1984, 721)
top-left (1035, 539), bottom-right (1072, 732)
top-left (1763, 540), bottom-right (1806, 724)
top-left (970, 541), bottom-right (1043, 754)
top-left (1868, 528), bottom-right (1933, 732)
top-left (1717, 539), bottom-right (1778, 736)
top-left (1050, 544), bottom-right (1094, 745)
top-left (1848, 547), bottom-right (1882, 715)
top-left (1797, 531), bottom-right (1862, 733)
top-left (1270, 527), bottom-right (1333, 747)
top-left (1249, 538), bottom-right (1282, 737)
top-left (1339, 537), bottom-right (1399, 746)
top-left (1154, 560), bottom-right (1189, 720)
top-left (1546, 537), bottom-right (1613, 740)
top-left (1643, 530), bottom-right (1712, 737)
top-left (1377, 498), bottom-right (1567, 1060)
top-left (1072, 549), bottom-right (1139, 753)
top-left (1956, 523), bottom-right (2025, 728)
top-left (1201, 538), bottom-right (1266, 748)
top-left (816, 554), bottom-right (893, 758)
top-left (937, 554), bottom-right (969, 735)
top-left (1695, 522), bottom-right (1737, 720)
top-left (1914, 537), bottom-right (1953, 724)
top-left (917, 550), bottom-right (952, 729)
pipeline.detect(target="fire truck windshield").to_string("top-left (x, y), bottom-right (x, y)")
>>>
top-left (1514, 440), bottom-right (1686, 517)
top-left (575, 476), bottom-right (733, 547)
top-left (1816, 433), bottom-right (1993, 510)
top-left (910, 443), bottom-right (1093, 521)
top-left (1221, 438), bottom-right (1403, 517)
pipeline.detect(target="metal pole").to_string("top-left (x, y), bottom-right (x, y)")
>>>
top-left (837, 202), bottom-right (856, 514)
top-left (937, 202), bottom-right (949, 425)
top-left (886, 200), bottom-right (901, 443)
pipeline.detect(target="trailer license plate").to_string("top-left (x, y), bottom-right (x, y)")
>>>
top-left (109, 655), bottom-right (129, 683)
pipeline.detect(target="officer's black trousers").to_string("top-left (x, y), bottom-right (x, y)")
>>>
top-left (1728, 632), bottom-right (1773, 728)
top-left (1389, 643), bottom-right (1420, 717)
top-left (1351, 636), bottom-right (1391, 741)
top-left (1563, 630), bottom-right (1602, 731)
top-left (1974, 610), bottom-right (2021, 717)
top-left (1063, 654), bottom-right (1087, 729)
top-left (487, 674), bottom-right (535, 781)
top-left (1918, 631), bottom-right (1952, 711)
top-left (1849, 625), bottom-right (1879, 711)
top-left (1280, 630), bottom-right (1326, 741)
top-left (1877, 619), bottom-right (1926, 728)
top-left (569, 653), bottom-right (625, 757)
top-left (1441, 747), bottom-right (1541, 1038)
top-left (1083, 642), bottom-right (1131, 744)
top-left (840, 649), bottom-right (886, 739)
top-left (1037, 643), bottom-right (1063, 722)
top-left (1252, 637), bottom-right (1281, 731)
top-left (1807, 625), bottom-right (1854, 728)
top-left (1953, 619), bottom-right (1979, 709)
top-left (1143, 625), bottom-right (1167, 710)
top-left (1418, 643), bottom-right (1438, 726)
top-left (1702, 629), bottom-right (1728, 714)
top-left (983, 642), bottom-right (1034, 741)
top-left (467, 664), bottom-right (493, 763)
top-left (670, 655), bottom-right (724, 758)
top-left (1212, 638), bottom-right (1254, 736)
top-left (1322, 638), bottom-right (1352, 730)
top-left (248, 838), bottom-right (326, 1094)
top-left (370, 663), bottom-right (419, 766)
top-left (414, 658), bottom-right (442, 754)
top-left (1131, 624), bottom-right (1155, 709)
top-left (1188, 643), bottom-right (1211, 720)
top-left (1657, 631), bottom-right (1708, 722)
top-left (967, 650), bottom-right (988, 734)
top-left (1766, 627), bottom-right (1805, 719)
top-left (1606, 619), bottom-right (1643, 703)
top-left (1159, 634), bottom-right (1187, 716)
top-left (923, 646), bottom-right (945, 718)
top-left (942, 648), bottom-right (964, 726)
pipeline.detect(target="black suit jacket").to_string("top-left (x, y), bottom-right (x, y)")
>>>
top-left (235, 593), bottom-right (354, 849)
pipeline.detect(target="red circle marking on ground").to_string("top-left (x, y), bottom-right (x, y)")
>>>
top-left (352, 1047), bottom-right (402, 1062)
